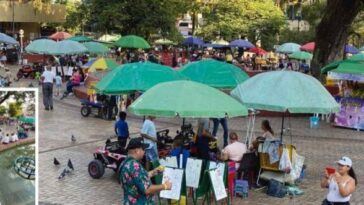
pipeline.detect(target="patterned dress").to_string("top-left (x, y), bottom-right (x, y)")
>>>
top-left (119, 157), bottom-right (154, 205)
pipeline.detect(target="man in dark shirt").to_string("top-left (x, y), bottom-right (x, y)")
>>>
top-left (115, 111), bottom-right (129, 148)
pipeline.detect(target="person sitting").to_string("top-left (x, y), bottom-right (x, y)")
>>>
top-left (220, 132), bottom-right (247, 169)
top-left (10, 132), bottom-right (19, 142)
top-left (169, 136), bottom-right (190, 169)
top-left (1, 133), bottom-right (10, 144)
top-left (261, 120), bottom-right (275, 139)
top-left (195, 118), bottom-right (218, 161)
top-left (18, 126), bottom-right (28, 139)
top-left (65, 69), bottom-right (81, 95)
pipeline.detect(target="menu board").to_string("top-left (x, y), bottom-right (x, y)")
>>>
top-left (160, 167), bottom-right (184, 200)
top-left (159, 156), bottom-right (178, 168)
top-left (185, 158), bottom-right (203, 188)
top-left (209, 169), bottom-right (227, 201)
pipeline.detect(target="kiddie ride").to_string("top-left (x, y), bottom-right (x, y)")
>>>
top-left (88, 139), bottom-right (127, 179)
top-left (80, 99), bottom-right (107, 119)
top-left (16, 63), bottom-right (43, 80)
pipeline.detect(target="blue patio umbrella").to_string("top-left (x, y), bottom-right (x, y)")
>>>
top-left (229, 39), bottom-right (255, 49)
top-left (82, 58), bottom-right (97, 68)
top-left (182, 36), bottom-right (204, 46)
top-left (0, 33), bottom-right (18, 44)
top-left (203, 43), bottom-right (229, 49)
top-left (345, 45), bottom-right (359, 54)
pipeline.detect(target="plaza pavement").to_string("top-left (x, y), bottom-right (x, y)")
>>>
top-left (4, 64), bottom-right (364, 205)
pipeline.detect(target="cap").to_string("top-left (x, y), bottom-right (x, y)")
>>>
top-left (126, 138), bottom-right (148, 151)
top-left (337, 156), bottom-right (352, 167)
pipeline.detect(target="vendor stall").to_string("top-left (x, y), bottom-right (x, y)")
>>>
top-left (327, 70), bottom-right (364, 130)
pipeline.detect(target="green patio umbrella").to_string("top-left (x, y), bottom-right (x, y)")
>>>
top-left (179, 59), bottom-right (249, 89)
top-left (330, 61), bottom-right (364, 75)
top-left (321, 54), bottom-right (364, 74)
top-left (50, 40), bottom-right (87, 55)
top-left (114, 35), bottom-right (150, 49)
top-left (231, 70), bottom-right (340, 140)
top-left (349, 53), bottom-right (364, 61)
top-left (67, 36), bottom-right (93, 42)
top-left (129, 80), bottom-right (248, 118)
top-left (25, 39), bottom-right (57, 54)
top-left (288, 51), bottom-right (313, 60)
top-left (83, 42), bottom-right (109, 54)
top-left (155, 38), bottom-right (175, 45)
top-left (94, 61), bottom-right (185, 95)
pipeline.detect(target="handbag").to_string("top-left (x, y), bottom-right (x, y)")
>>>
top-left (266, 179), bottom-right (287, 198)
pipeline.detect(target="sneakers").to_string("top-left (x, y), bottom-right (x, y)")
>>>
top-left (45, 107), bottom-right (49, 111)
top-left (50, 106), bottom-right (53, 110)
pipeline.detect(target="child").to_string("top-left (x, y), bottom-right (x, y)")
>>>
top-left (1, 133), bottom-right (10, 144)
top-left (35, 71), bottom-right (41, 85)
top-left (55, 72), bottom-right (62, 96)
top-left (18, 126), bottom-right (28, 139)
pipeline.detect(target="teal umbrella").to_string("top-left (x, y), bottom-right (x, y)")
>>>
top-left (231, 71), bottom-right (339, 140)
top-left (50, 40), bottom-right (87, 55)
top-left (94, 61), bottom-right (185, 95)
top-left (179, 59), bottom-right (249, 89)
top-left (288, 51), bottom-right (313, 60)
top-left (129, 80), bottom-right (248, 118)
top-left (114, 35), bottom-right (150, 49)
top-left (67, 36), bottom-right (93, 42)
top-left (276, 43), bottom-right (301, 54)
top-left (83, 42), bottom-right (109, 54)
top-left (25, 39), bottom-right (57, 54)
top-left (19, 116), bottom-right (35, 124)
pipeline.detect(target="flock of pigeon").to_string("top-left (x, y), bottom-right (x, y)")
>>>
top-left (54, 134), bottom-right (76, 180)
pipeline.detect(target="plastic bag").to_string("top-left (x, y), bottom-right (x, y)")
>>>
top-left (279, 147), bottom-right (292, 172)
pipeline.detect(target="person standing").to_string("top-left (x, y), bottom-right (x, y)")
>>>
top-left (321, 156), bottom-right (357, 205)
top-left (115, 111), bottom-right (129, 148)
top-left (41, 66), bottom-right (56, 110)
top-left (141, 116), bottom-right (158, 167)
top-left (119, 138), bottom-right (172, 205)
top-left (212, 118), bottom-right (229, 147)
top-left (55, 72), bottom-right (62, 96)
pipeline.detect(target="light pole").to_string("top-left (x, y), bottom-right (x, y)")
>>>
top-left (12, 0), bottom-right (15, 36)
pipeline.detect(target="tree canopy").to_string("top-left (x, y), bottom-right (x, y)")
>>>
top-left (196, 0), bottom-right (286, 50)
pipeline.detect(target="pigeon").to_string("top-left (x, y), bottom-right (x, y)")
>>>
top-left (58, 168), bottom-right (68, 180)
top-left (71, 134), bottom-right (76, 142)
top-left (67, 159), bottom-right (74, 171)
top-left (54, 158), bottom-right (60, 166)
top-left (28, 83), bottom-right (34, 87)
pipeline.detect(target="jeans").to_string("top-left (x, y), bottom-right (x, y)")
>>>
top-left (212, 118), bottom-right (229, 147)
top-left (42, 83), bottom-right (53, 108)
top-left (66, 81), bottom-right (79, 93)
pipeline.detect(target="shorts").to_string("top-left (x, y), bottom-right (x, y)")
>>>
top-left (145, 144), bottom-right (158, 162)
top-left (56, 84), bottom-right (62, 88)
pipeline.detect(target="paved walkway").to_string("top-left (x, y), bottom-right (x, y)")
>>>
top-left (37, 92), bottom-right (364, 205)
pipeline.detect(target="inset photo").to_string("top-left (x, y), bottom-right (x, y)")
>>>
top-left (0, 89), bottom-right (37, 205)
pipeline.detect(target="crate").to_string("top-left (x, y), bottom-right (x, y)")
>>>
top-left (259, 144), bottom-right (295, 172)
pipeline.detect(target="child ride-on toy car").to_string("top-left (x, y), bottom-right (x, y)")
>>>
top-left (80, 99), bottom-right (107, 119)
top-left (88, 139), bottom-right (127, 179)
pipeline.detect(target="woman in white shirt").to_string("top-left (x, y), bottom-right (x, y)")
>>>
top-left (261, 120), bottom-right (275, 139)
top-left (321, 156), bottom-right (357, 205)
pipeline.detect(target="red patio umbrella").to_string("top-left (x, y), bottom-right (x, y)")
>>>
top-left (300, 42), bottom-right (315, 52)
top-left (248, 47), bottom-right (267, 55)
top-left (49, 31), bottom-right (72, 41)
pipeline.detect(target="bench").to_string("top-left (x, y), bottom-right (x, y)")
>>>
top-left (73, 75), bottom-right (98, 100)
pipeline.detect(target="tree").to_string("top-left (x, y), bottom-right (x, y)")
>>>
top-left (65, 0), bottom-right (190, 40)
top-left (0, 106), bottom-right (6, 116)
top-left (196, 0), bottom-right (286, 50)
top-left (8, 102), bottom-right (23, 118)
top-left (311, 0), bottom-right (364, 79)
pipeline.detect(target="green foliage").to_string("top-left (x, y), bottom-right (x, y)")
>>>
top-left (279, 28), bottom-right (315, 44)
top-left (0, 106), bottom-right (6, 116)
top-left (8, 102), bottom-right (23, 118)
top-left (196, 0), bottom-right (286, 50)
top-left (64, 0), bottom-right (190, 39)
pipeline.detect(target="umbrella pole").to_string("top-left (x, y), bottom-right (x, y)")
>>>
top-left (280, 112), bottom-right (285, 142)
top-left (182, 118), bottom-right (185, 126)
